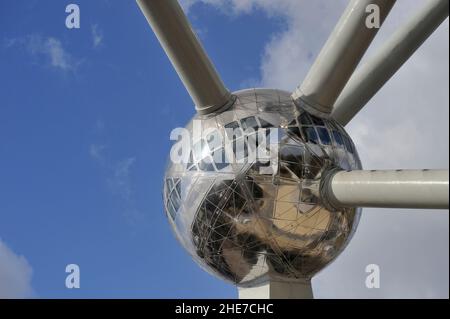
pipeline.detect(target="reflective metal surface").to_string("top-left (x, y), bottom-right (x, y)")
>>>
top-left (164, 89), bottom-right (362, 287)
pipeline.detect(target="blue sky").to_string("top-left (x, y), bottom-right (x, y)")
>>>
top-left (0, 0), bottom-right (283, 298)
top-left (1, 0), bottom-right (448, 299)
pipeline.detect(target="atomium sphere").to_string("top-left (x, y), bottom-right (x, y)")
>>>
top-left (164, 89), bottom-right (362, 287)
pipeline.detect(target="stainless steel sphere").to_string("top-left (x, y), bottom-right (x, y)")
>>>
top-left (164, 89), bottom-right (362, 287)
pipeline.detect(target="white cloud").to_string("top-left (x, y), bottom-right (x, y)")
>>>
top-left (91, 24), bottom-right (103, 48)
top-left (181, 0), bottom-right (347, 90)
top-left (182, 0), bottom-right (449, 298)
top-left (5, 34), bottom-right (79, 72)
top-left (89, 144), bottom-right (136, 201)
top-left (89, 144), bottom-right (107, 164)
top-left (107, 157), bottom-right (136, 202)
top-left (90, 142), bottom-right (143, 226)
top-left (0, 239), bottom-right (33, 298)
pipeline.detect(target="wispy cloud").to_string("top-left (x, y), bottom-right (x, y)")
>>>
top-left (107, 157), bottom-right (136, 202)
top-left (0, 239), bottom-right (34, 298)
top-left (89, 144), bottom-right (107, 164)
top-left (90, 140), bottom-right (142, 226)
top-left (91, 24), bottom-right (103, 48)
top-left (5, 34), bottom-right (80, 72)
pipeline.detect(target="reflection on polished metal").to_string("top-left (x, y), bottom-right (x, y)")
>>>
top-left (164, 89), bottom-right (362, 286)
top-left (135, 0), bottom-right (449, 299)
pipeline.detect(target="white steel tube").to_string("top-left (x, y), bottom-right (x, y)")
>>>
top-left (323, 169), bottom-right (449, 209)
top-left (332, 0), bottom-right (450, 126)
top-left (292, 0), bottom-right (395, 117)
top-left (136, 0), bottom-right (233, 114)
